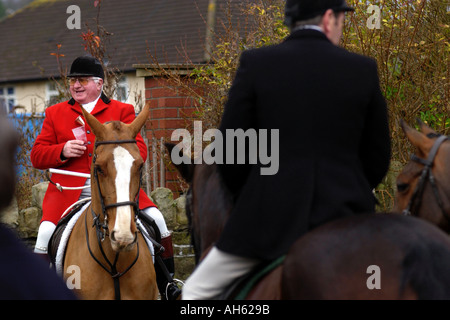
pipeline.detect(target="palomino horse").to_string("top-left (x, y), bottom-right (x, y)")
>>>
top-left (167, 120), bottom-right (450, 300)
top-left (63, 104), bottom-right (158, 300)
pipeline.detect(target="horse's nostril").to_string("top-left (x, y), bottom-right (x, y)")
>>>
top-left (110, 231), bottom-right (116, 242)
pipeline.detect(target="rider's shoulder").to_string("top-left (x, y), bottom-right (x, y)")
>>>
top-left (107, 99), bottom-right (137, 114)
top-left (45, 100), bottom-right (72, 113)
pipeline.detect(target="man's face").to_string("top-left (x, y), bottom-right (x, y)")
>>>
top-left (69, 77), bottom-right (103, 104)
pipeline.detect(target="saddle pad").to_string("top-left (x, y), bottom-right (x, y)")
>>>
top-left (55, 201), bottom-right (91, 275)
top-left (234, 255), bottom-right (285, 300)
top-left (54, 204), bottom-right (156, 276)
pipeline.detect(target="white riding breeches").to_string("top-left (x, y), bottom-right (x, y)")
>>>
top-left (182, 246), bottom-right (261, 300)
top-left (34, 221), bottom-right (56, 254)
top-left (140, 206), bottom-right (171, 238)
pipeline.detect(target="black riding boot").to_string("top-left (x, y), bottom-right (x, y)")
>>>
top-left (155, 235), bottom-right (182, 300)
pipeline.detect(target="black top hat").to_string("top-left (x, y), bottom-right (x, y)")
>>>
top-left (285, 0), bottom-right (354, 27)
top-left (67, 56), bottom-right (105, 79)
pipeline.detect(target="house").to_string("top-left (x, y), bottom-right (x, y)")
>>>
top-left (0, 0), bottom-right (252, 194)
top-left (0, 0), bottom-right (245, 113)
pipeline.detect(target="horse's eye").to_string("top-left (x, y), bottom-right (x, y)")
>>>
top-left (397, 183), bottom-right (409, 193)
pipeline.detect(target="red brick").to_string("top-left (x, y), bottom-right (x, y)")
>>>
top-left (164, 170), bottom-right (180, 181)
top-left (152, 108), bottom-right (179, 119)
top-left (159, 119), bottom-right (186, 130)
top-left (151, 87), bottom-right (179, 98)
top-left (145, 99), bottom-right (158, 108)
top-left (153, 129), bottom-right (173, 140)
top-left (147, 77), bottom-right (172, 88)
top-left (148, 119), bottom-right (159, 129)
top-left (145, 78), bottom-right (167, 88)
top-left (160, 97), bottom-right (193, 108)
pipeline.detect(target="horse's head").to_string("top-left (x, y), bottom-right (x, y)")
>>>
top-left (165, 143), bottom-right (232, 262)
top-left (394, 119), bottom-right (450, 232)
top-left (81, 103), bottom-right (150, 252)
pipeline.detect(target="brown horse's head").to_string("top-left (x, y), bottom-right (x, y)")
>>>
top-left (394, 120), bottom-right (450, 232)
top-left (82, 103), bottom-right (150, 252)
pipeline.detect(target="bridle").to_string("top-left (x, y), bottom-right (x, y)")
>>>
top-left (85, 138), bottom-right (142, 300)
top-left (91, 139), bottom-right (142, 239)
top-left (402, 134), bottom-right (450, 222)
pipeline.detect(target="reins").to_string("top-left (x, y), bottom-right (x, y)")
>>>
top-left (403, 134), bottom-right (450, 222)
top-left (84, 208), bottom-right (140, 300)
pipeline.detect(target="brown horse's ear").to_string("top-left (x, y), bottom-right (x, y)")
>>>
top-left (400, 119), bottom-right (433, 156)
top-left (81, 106), bottom-right (106, 140)
top-left (128, 102), bottom-right (150, 138)
top-left (165, 142), bottom-right (194, 183)
top-left (416, 118), bottom-right (438, 137)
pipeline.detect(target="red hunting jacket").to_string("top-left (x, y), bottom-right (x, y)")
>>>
top-left (30, 94), bottom-right (156, 225)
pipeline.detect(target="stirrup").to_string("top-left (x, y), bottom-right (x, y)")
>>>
top-left (165, 279), bottom-right (184, 300)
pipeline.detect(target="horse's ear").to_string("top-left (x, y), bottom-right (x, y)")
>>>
top-left (165, 142), bottom-right (194, 183)
top-left (400, 119), bottom-right (433, 156)
top-left (81, 106), bottom-right (105, 140)
top-left (416, 118), bottom-right (438, 137)
top-left (128, 102), bottom-right (150, 138)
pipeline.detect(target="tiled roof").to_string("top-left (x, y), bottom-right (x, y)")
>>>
top-left (0, 0), bottom-right (249, 83)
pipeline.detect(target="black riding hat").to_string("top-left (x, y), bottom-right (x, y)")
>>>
top-left (67, 56), bottom-right (105, 79)
top-left (285, 0), bottom-right (354, 27)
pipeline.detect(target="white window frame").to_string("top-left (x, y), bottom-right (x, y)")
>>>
top-left (0, 86), bottom-right (16, 114)
top-left (114, 76), bottom-right (129, 103)
top-left (46, 81), bottom-right (60, 107)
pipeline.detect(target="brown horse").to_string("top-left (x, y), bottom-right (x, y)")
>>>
top-left (394, 120), bottom-right (450, 232)
top-left (167, 120), bottom-right (450, 300)
top-left (63, 104), bottom-right (158, 300)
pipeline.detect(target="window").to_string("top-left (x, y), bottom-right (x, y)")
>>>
top-left (0, 86), bottom-right (16, 114)
top-left (46, 82), bottom-right (61, 106)
top-left (114, 76), bottom-right (129, 103)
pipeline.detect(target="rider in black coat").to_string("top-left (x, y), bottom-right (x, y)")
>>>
top-left (182, 0), bottom-right (390, 299)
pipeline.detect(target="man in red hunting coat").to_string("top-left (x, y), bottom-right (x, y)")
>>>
top-left (31, 56), bottom-right (180, 300)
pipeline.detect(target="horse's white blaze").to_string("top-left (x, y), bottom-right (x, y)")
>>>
top-left (112, 146), bottom-right (135, 244)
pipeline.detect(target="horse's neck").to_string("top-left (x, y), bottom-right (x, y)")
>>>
top-left (198, 164), bottom-right (233, 250)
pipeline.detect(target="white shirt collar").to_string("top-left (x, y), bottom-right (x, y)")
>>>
top-left (81, 93), bottom-right (102, 114)
top-left (292, 25), bottom-right (324, 33)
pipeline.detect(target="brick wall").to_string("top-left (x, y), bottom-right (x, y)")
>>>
top-left (143, 76), bottom-right (197, 197)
